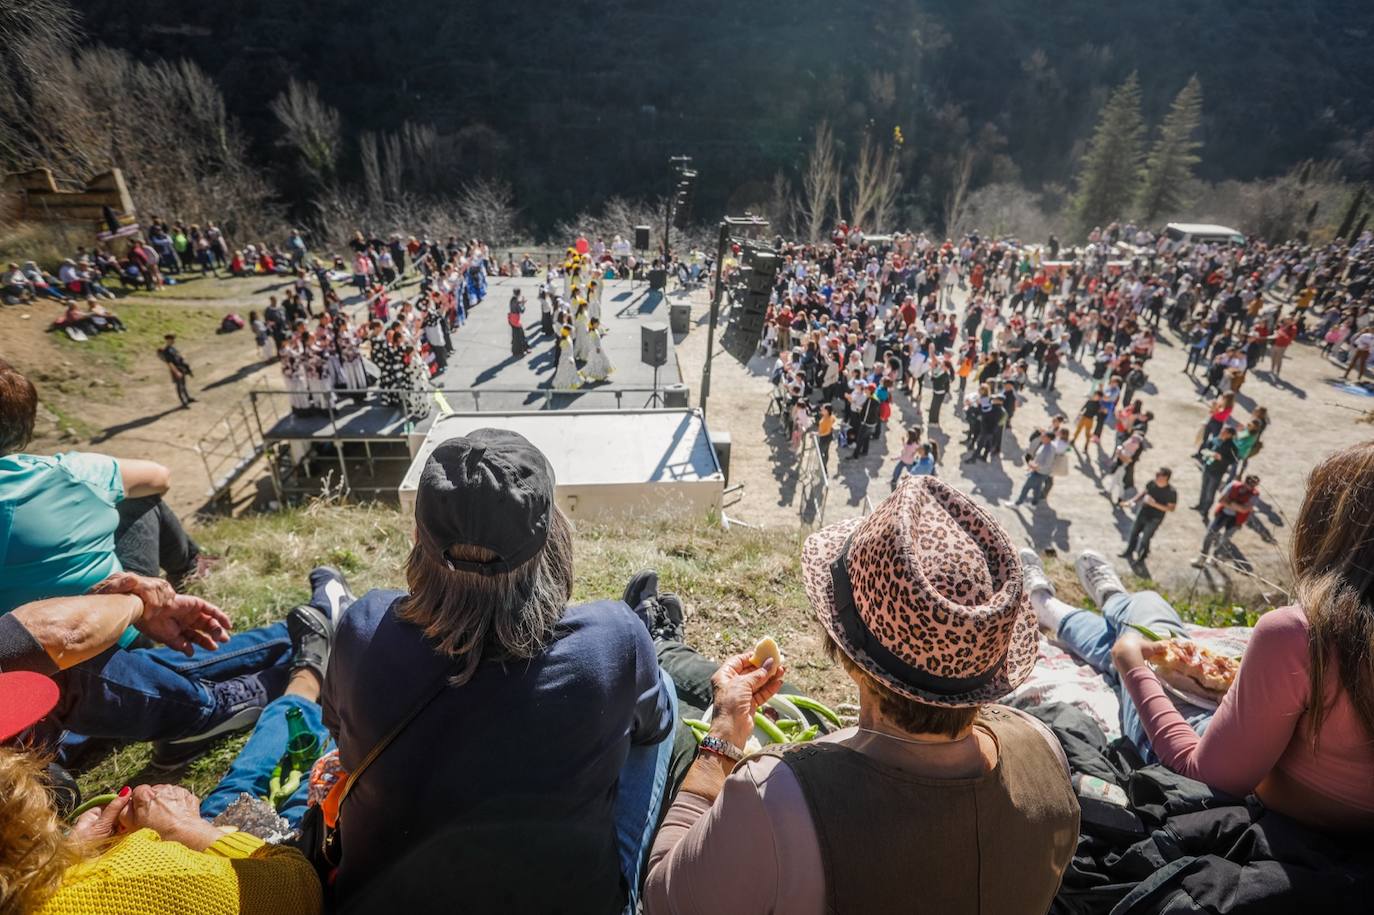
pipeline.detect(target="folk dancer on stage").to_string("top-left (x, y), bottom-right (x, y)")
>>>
top-left (509, 289), bottom-right (530, 356)
top-left (421, 302), bottom-right (448, 373)
top-left (373, 326), bottom-right (409, 409)
top-left (305, 325), bottom-right (335, 412)
top-left (582, 317), bottom-right (614, 382)
top-left (334, 315), bottom-right (369, 398)
top-left (401, 342), bottom-right (433, 418)
top-left (573, 302), bottom-right (594, 364)
top-left (587, 278), bottom-right (603, 322)
top-left (538, 286), bottom-right (555, 336)
top-left (552, 324), bottom-right (583, 390)
top-left (280, 324), bottom-right (310, 413)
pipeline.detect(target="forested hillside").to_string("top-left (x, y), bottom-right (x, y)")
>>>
top-left (69, 0), bottom-right (1374, 232)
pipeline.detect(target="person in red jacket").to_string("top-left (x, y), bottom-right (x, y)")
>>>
top-left (1269, 318), bottom-right (1298, 378)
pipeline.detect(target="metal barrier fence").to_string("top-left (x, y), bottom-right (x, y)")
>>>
top-left (200, 385), bottom-right (691, 504)
top-left (798, 431), bottom-right (830, 528)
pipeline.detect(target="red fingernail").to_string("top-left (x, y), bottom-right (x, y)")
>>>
top-left (118, 786), bottom-right (131, 797)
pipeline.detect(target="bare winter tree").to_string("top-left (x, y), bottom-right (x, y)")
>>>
top-left (381, 132), bottom-right (404, 200)
top-left (943, 148), bottom-right (976, 237)
top-left (458, 177), bottom-right (518, 244)
top-left (0, 0), bottom-right (81, 172)
top-left (359, 132), bottom-right (383, 207)
top-left (849, 129), bottom-right (902, 231)
top-left (800, 121), bottom-right (841, 241)
top-left (270, 79), bottom-right (341, 188)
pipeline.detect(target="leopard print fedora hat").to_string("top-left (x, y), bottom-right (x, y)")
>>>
top-left (801, 475), bottom-right (1038, 707)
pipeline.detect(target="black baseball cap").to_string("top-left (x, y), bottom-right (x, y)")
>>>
top-left (415, 429), bottom-right (555, 575)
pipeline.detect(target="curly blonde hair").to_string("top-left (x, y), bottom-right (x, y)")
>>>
top-left (0, 748), bottom-right (91, 914)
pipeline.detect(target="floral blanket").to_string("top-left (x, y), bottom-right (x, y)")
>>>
top-left (1005, 625), bottom-right (1253, 742)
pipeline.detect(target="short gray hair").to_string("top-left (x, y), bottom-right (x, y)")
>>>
top-left (399, 505), bottom-right (574, 685)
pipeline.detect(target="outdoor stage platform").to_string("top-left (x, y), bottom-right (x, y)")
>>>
top-left (220, 276), bottom-right (697, 503)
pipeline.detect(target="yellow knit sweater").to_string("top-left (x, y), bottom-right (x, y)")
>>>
top-left (34, 828), bottom-right (322, 915)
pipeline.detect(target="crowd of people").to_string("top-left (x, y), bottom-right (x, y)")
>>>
top-left (248, 237), bottom-right (645, 418)
top-left (763, 221), bottom-right (1373, 568)
top-left (1, 345), bottom-right (1371, 912)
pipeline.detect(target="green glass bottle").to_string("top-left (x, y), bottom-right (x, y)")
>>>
top-left (285, 706), bottom-right (320, 774)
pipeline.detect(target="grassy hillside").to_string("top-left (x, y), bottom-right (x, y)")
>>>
top-left (77, 500), bottom-right (1263, 798)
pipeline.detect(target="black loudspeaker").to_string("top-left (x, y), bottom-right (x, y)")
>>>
top-left (634, 225), bottom-right (651, 250)
top-left (648, 269), bottom-right (668, 291)
top-left (640, 323), bottom-right (669, 368)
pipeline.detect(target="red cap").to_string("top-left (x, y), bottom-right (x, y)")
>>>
top-left (0, 672), bottom-right (59, 741)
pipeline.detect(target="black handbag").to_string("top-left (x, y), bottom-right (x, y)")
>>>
top-left (292, 672), bottom-right (451, 879)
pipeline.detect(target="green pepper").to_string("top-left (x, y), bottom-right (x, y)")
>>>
top-left (787, 694), bottom-right (844, 728)
top-left (753, 712), bottom-right (788, 744)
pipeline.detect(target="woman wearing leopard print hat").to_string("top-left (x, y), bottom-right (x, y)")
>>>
top-left (645, 475), bottom-right (1079, 915)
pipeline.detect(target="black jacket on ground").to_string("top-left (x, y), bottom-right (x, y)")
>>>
top-left (1025, 703), bottom-right (1374, 915)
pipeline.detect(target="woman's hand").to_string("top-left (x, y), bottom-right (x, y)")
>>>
top-left (92, 571), bottom-right (175, 616)
top-left (70, 790), bottom-right (133, 843)
top-left (1111, 631), bottom-right (1168, 674)
top-left (708, 652), bottom-right (786, 750)
top-left (136, 594), bottom-right (232, 656)
top-left (118, 784), bottom-right (225, 852)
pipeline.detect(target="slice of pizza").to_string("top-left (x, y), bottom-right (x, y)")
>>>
top-left (1150, 639), bottom-right (1240, 700)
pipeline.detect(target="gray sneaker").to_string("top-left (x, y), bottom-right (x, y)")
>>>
top-left (1075, 549), bottom-right (1126, 608)
top-left (1018, 548), bottom-right (1055, 600)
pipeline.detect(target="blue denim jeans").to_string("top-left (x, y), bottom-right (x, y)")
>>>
top-left (47, 622), bottom-right (293, 749)
top-left (1056, 590), bottom-right (1212, 761)
top-left (613, 670), bottom-right (679, 912)
top-left (201, 694), bottom-right (332, 825)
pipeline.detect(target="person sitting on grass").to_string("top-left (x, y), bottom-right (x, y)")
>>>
top-left (321, 429), bottom-right (677, 910)
top-left (1019, 441), bottom-right (1374, 833)
top-left (0, 361), bottom-right (335, 767)
top-left (21, 261), bottom-right (71, 302)
top-left (644, 476), bottom-right (1079, 914)
top-left (0, 571), bottom-right (341, 915)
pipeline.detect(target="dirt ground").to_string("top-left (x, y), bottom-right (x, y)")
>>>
top-left (1, 271), bottom-right (420, 516)
top-left (6, 267), bottom-right (1372, 604)
top-left (670, 281), bottom-right (1374, 602)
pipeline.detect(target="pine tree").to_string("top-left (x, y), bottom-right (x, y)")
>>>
top-left (1136, 76), bottom-right (1204, 223)
top-left (1072, 73), bottom-right (1146, 234)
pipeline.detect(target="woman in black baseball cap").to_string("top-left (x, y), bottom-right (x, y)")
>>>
top-left (322, 428), bottom-right (677, 909)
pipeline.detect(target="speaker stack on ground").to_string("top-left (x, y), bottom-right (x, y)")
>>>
top-left (721, 242), bottom-right (780, 360)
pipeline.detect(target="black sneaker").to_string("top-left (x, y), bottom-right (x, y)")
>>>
top-left (287, 604), bottom-right (334, 684)
top-left (622, 569), bottom-right (659, 613)
top-left (307, 565), bottom-right (356, 620)
top-left (652, 592), bottom-right (687, 643)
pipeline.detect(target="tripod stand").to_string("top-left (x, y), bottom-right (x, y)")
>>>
top-left (644, 364), bottom-right (664, 407)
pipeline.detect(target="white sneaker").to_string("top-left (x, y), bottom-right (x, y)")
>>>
top-left (1018, 548), bottom-right (1055, 600)
top-left (1075, 549), bottom-right (1126, 607)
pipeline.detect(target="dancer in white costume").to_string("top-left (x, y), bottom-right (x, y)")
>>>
top-left (551, 325), bottom-right (583, 390)
top-left (280, 329), bottom-right (310, 412)
top-left (582, 317), bottom-right (615, 381)
top-left (305, 327), bottom-right (335, 411)
top-left (572, 303), bottom-right (594, 362)
top-left (587, 279), bottom-right (603, 322)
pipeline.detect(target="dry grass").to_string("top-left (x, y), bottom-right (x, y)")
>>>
top-left (0, 221), bottom-right (94, 272)
top-left (75, 503), bottom-right (849, 798)
top-left (75, 501), bottom-right (1266, 799)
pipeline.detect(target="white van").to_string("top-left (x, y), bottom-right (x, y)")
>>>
top-left (1164, 223), bottom-right (1246, 249)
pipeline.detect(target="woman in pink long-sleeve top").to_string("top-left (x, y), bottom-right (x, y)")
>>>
top-left (1030, 441), bottom-right (1374, 834)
